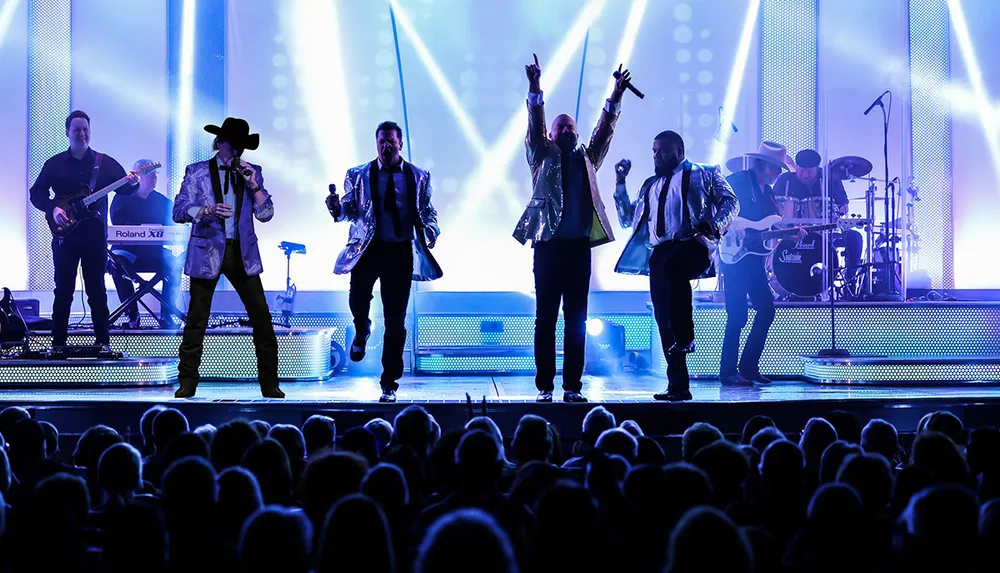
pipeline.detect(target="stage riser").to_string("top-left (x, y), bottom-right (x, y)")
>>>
top-left (0, 358), bottom-right (177, 386)
top-left (801, 356), bottom-right (1000, 385)
top-left (22, 329), bottom-right (334, 382)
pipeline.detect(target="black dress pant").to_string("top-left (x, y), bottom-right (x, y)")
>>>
top-left (720, 256), bottom-right (776, 378)
top-left (533, 238), bottom-right (591, 392)
top-left (649, 240), bottom-right (710, 394)
top-left (178, 240), bottom-right (278, 390)
top-left (348, 240), bottom-right (414, 391)
top-left (51, 219), bottom-right (110, 346)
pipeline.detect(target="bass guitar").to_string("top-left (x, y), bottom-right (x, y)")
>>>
top-left (719, 214), bottom-right (841, 264)
top-left (46, 161), bottom-right (161, 238)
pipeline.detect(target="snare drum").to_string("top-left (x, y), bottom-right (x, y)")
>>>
top-left (766, 232), bottom-right (824, 298)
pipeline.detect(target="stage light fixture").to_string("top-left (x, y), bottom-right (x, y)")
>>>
top-left (585, 318), bottom-right (625, 375)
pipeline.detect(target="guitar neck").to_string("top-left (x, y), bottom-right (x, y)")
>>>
top-left (82, 175), bottom-right (132, 207)
top-left (760, 223), bottom-right (837, 241)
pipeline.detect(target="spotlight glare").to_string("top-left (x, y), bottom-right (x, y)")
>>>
top-left (710, 0), bottom-right (761, 166)
top-left (586, 318), bottom-right (605, 336)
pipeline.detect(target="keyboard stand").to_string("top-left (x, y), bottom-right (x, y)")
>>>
top-left (107, 251), bottom-right (187, 327)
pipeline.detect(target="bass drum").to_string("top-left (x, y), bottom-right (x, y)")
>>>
top-left (766, 232), bottom-right (824, 298)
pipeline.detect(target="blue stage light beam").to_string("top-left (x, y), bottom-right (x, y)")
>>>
top-left (710, 0), bottom-right (761, 166)
top-left (174, 0), bottom-right (197, 191)
top-left (591, 0), bottom-right (647, 126)
top-left (0, 0), bottom-right (21, 47)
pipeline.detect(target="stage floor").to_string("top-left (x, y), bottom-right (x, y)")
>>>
top-left (5, 375), bottom-right (1000, 439)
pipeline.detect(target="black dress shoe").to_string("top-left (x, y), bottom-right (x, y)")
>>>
top-left (563, 391), bottom-right (588, 403)
top-left (350, 323), bottom-right (372, 362)
top-left (743, 372), bottom-right (772, 385)
top-left (536, 390), bottom-right (553, 403)
top-left (720, 374), bottom-right (754, 386)
top-left (653, 389), bottom-right (693, 401)
top-left (174, 385), bottom-right (197, 398)
top-left (379, 389), bottom-right (397, 403)
top-left (669, 341), bottom-right (696, 355)
top-left (261, 387), bottom-right (285, 399)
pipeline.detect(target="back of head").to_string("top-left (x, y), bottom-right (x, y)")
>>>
top-left (759, 439), bottom-right (804, 491)
top-left (966, 426), bottom-right (1000, 477)
top-left (139, 405), bottom-right (167, 456)
top-left (99, 443), bottom-right (143, 498)
top-left (742, 415), bottom-right (776, 445)
top-left (210, 419), bottom-right (261, 472)
top-left (268, 423), bottom-right (306, 464)
top-left (302, 414), bottom-right (336, 457)
top-left (799, 418), bottom-right (838, 464)
top-left (825, 410), bottom-right (861, 444)
top-left (35, 472), bottom-right (91, 525)
top-left (596, 427), bottom-right (639, 461)
top-left (361, 462), bottom-right (409, 511)
top-left (0, 449), bottom-right (10, 495)
top-left (660, 463), bottom-right (714, 523)
top-left (152, 408), bottom-right (189, 450)
top-left (819, 440), bottom-right (863, 485)
top-left (74, 425), bottom-right (123, 474)
top-left (889, 465), bottom-right (936, 518)
top-left (8, 418), bottom-right (46, 462)
top-left (806, 483), bottom-right (863, 538)
top-left (428, 428), bottom-right (463, 493)
top-left (682, 422), bottom-right (725, 463)
top-left (691, 440), bottom-right (750, 508)
top-left (364, 417), bottom-right (393, 451)
top-left (836, 452), bottom-right (893, 515)
top-left (241, 438), bottom-right (293, 505)
top-left (535, 481), bottom-right (599, 545)
top-left (620, 420), bottom-right (644, 437)
top-left (415, 508), bottom-right (516, 573)
top-left (637, 436), bottom-right (666, 466)
top-left (582, 406), bottom-right (616, 446)
top-left (249, 420), bottom-right (271, 439)
top-left (901, 484), bottom-right (979, 569)
top-left (39, 421), bottom-right (59, 458)
top-left (193, 424), bottom-right (216, 444)
top-left (456, 429), bottom-right (502, 487)
top-left (164, 432), bottom-right (210, 468)
top-left (750, 426), bottom-right (785, 455)
top-left (924, 410), bottom-right (965, 445)
top-left (0, 406), bottom-right (30, 439)
top-left (860, 418), bottom-right (898, 464)
top-left (911, 430), bottom-right (972, 485)
top-left (512, 414), bottom-right (553, 465)
top-left (393, 405), bottom-right (434, 455)
top-left (217, 466), bottom-right (263, 540)
top-left (162, 456), bottom-right (217, 528)
top-left (317, 494), bottom-right (394, 573)
top-left (240, 506), bottom-right (313, 573)
top-left (104, 501), bottom-right (167, 573)
top-left (301, 451), bottom-right (369, 525)
top-left (340, 426), bottom-right (379, 467)
top-left (466, 416), bottom-right (504, 449)
top-left (667, 506), bottom-right (752, 573)
top-left (507, 460), bottom-right (560, 509)
top-left (980, 498), bottom-right (1000, 549)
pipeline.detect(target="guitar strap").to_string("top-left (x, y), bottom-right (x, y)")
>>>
top-left (88, 153), bottom-right (104, 194)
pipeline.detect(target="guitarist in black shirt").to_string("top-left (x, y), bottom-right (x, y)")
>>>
top-left (28, 110), bottom-right (139, 348)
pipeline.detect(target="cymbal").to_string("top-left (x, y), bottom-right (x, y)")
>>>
top-left (829, 156), bottom-right (873, 180)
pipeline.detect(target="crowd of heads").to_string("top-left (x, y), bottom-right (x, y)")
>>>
top-left (0, 402), bottom-right (997, 572)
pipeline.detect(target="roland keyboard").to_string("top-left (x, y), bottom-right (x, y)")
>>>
top-left (107, 225), bottom-right (189, 244)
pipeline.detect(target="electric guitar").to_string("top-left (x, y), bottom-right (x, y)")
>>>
top-left (45, 161), bottom-right (161, 238)
top-left (719, 214), bottom-right (841, 264)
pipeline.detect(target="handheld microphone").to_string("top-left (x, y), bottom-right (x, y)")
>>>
top-left (613, 70), bottom-right (644, 99)
top-left (864, 91), bottom-right (889, 115)
top-left (328, 183), bottom-right (337, 195)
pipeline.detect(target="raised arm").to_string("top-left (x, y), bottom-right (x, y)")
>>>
top-left (239, 162), bottom-right (273, 222)
top-left (612, 159), bottom-right (638, 228)
top-left (585, 65), bottom-right (630, 171)
top-left (524, 53), bottom-right (548, 168)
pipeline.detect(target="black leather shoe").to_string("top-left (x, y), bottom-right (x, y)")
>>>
top-left (261, 387), bottom-right (285, 399)
top-left (743, 372), bottom-right (773, 385)
top-left (536, 390), bottom-right (553, 403)
top-left (379, 389), bottom-right (397, 403)
top-left (669, 341), bottom-right (696, 355)
top-left (174, 385), bottom-right (197, 398)
top-left (563, 391), bottom-right (588, 403)
top-left (653, 390), bottom-right (693, 402)
top-left (721, 374), bottom-right (754, 386)
top-left (350, 323), bottom-right (372, 362)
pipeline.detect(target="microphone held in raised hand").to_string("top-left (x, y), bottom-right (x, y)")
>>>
top-left (613, 70), bottom-right (644, 99)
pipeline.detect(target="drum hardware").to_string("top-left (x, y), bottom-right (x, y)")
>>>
top-left (829, 156), bottom-right (873, 181)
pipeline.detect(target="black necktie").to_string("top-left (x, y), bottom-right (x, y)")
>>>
top-left (383, 166), bottom-right (403, 235)
top-left (655, 176), bottom-right (669, 238)
top-left (219, 164), bottom-right (233, 195)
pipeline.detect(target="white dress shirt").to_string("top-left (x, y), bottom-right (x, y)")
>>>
top-left (646, 169), bottom-right (684, 247)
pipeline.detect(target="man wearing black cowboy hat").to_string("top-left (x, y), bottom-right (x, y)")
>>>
top-left (172, 117), bottom-right (283, 398)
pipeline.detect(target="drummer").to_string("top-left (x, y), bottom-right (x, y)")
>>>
top-left (774, 149), bottom-right (862, 278)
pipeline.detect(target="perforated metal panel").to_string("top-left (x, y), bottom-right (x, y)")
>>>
top-left (652, 303), bottom-right (1000, 376)
top-left (416, 314), bottom-right (651, 350)
top-left (25, 329), bottom-right (334, 381)
top-left (26, 0), bottom-right (72, 290)
top-left (759, 0), bottom-right (817, 157)
top-left (417, 355), bottom-right (563, 374)
top-left (802, 359), bottom-right (1000, 385)
top-left (0, 358), bottom-right (176, 386)
top-left (908, 0), bottom-right (953, 288)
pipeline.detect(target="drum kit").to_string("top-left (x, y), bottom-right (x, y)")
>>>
top-left (729, 154), bottom-right (903, 301)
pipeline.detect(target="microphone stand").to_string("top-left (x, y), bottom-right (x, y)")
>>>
top-left (819, 257), bottom-right (849, 357)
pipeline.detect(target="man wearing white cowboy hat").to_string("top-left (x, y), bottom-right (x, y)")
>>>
top-left (720, 141), bottom-right (801, 386)
top-left (172, 117), bottom-right (283, 399)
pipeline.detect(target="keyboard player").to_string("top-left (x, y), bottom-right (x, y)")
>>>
top-left (109, 159), bottom-right (180, 327)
